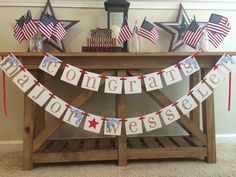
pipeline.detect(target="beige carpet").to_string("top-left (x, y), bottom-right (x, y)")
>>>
top-left (0, 144), bottom-right (236, 177)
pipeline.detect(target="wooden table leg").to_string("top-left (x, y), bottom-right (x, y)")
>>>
top-left (23, 95), bottom-right (34, 170)
top-left (202, 69), bottom-right (216, 163)
top-left (116, 70), bottom-right (127, 166)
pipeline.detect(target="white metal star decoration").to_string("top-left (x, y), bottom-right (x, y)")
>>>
top-left (42, 0), bottom-right (79, 52)
top-left (155, 3), bottom-right (191, 52)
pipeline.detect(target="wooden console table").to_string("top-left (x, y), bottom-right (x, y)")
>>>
top-left (1, 52), bottom-right (234, 170)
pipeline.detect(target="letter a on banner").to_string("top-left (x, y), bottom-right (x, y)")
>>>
top-left (81, 71), bottom-right (101, 92)
top-left (12, 70), bottom-right (36, 93)
top-left (45, 95), bottom-right (67, 119)
top-left (63, 106), bottom-right (84, 127)
top-left (144, 72), bottom-right (163, 92)
top-left (84, 114), bottom-right (103, 134)
top-left (104, 118), bottom-right (122, 136)
top-left (0, 54), bottom-right (22, 77)
top-left (39, 54), bottom-right (62, 76)
top-left (61, 64), bottom-right (82, 86)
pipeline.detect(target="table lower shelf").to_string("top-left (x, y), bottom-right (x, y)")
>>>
top-left (33, 136), bottom-right (207, 164)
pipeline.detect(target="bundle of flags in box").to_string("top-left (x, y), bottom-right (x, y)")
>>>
top-left (13, 11), bottom-right (67, 43)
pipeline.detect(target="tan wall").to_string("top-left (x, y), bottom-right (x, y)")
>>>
top-left (0, 2), bottom-right (236, 142)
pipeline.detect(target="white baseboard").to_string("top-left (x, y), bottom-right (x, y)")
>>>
top-left (0, 140), bottom-right (23, 152)
top-left (0, 134), bottom-right (236, 152)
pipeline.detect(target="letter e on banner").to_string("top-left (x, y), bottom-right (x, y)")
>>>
top-left (125, 117), bottom-right (143, 135)
top-left (12, 70), bottom-right (36, 93)
top-left (61, 64), bottom-right (82, 86)
top-left (176, 94), bottom-right (198, 115)
top-left (161, 105), bottom-right (180, 125)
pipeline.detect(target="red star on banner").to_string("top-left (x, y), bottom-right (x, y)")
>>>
top-left (89, 118), bottom-right (99, 129)
top-left (42, 0), bottom-right (79, 52)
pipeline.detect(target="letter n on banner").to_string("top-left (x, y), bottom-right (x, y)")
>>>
top-left (125, 117), bottom-right (143, 135)
top-left (81, 71), bottom-right (101, 92)
top-left (38, 54), bottom-right (62, 76)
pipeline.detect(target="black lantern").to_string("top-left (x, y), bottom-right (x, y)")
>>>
top-left (104, 0), bottom-right (130, 51)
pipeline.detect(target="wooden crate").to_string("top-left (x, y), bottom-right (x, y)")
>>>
top-left (1, 52), bottom-right (233, 170)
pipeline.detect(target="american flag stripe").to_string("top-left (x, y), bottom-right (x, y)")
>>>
top-left (183, 28), bottom-right (204, 47)
top-left (117, 19), bottom-right (132, 44)
top-left (38, 22), bottom-right (54, 39)
top-left (139, 28), bottom-right (159, 44)
top-left (207, 23), bottom-right (231, 36)
top-left (208, 31), bottom-right (224, 48)
top-left (23, 20), bottom-right (38, 39)
top-left (52, 23), bottom-right (67, 41)
top-left (14, 31), bottom-right (24, 43)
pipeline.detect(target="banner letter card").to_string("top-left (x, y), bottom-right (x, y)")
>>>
top-left (142, 113), bottom-right (162, 132)
top-left (124, 76), bottom-right (142, 94)
top-left (45, 96), bottom-right (68, 118)
top-left (144, 72), bottom-right (163, 92)
top-left (63, 106), bottom-right (84, 127)
top-left (163, 65), bottom-right (182, 86)
top-left (105, 76), bottom-right (123, 94)
top-left (81, 71), bottom-right (101, 91)
top-left (104, 118), bottom-right (122, 136)
top-left (160, 105), bottom-right (180, 125)
top-left (0, 54), bottom-right (22, 77)
top-left (61, 64), bottom-right (82, 86)
top-left (125, 117), bottom-right (143, 135)
top-left (84, 114), bottom-right (103, 134)
top-left (39, 54), bottom-right (62, 76)
top-left (180, 56), bottom-right (200, 77)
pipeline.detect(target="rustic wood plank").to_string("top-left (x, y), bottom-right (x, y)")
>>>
top-left (184, 136), bottom-right (203, 147)
top-left (171, 136), bottom-right (191, 147)
top-left (65, 139), bottom-right (81, 152)
top-left (33, 70), bottom-right (45, 138)
top-left (116, 70), bottom-right (127, 166)
top-left (143, 137), bottom-right (161, 148)
top-left (33, 150), bottom-right (118, 163)
top-left (157, 137), bottom-right (176, 148)
top-left (127, 147), bottom-right (207, 159)
top-left (44, 140), bottom-right (66, 153)
top-left (203, 94), bottom-right (216, 163)
top-left (23, 96), bottom-right (34, 170)
top-left (190, 71), bottom-right (201, 127)
top-left (129, 138), bottom-right (146, 149)
top-left (33, 70), bottom-right (115, 153)
top-left (99, 139), bottom-right (113, 149)
top-left (128, 70), bottom-right (207, 146)
top-left (82, 139), bottom-right (96, 150)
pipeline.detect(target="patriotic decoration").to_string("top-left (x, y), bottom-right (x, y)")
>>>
top-left (182, 19), bottom-right (204, 49)
top-left (47, 14), bottom-right (67, 41)
top-left (139, 18), bottom-right (159, 44)
top-left (207, 14), bottom-right (231, 48)
top-left (38, 13), bottom-right (54, 39)
top-left (22, 11), bottom-right (38, 40)
top-left (117, 18), bottom-right (133, 44)
top-left (1, 53), bottom-right (236, 135)
top-left (13, 16), bottom-right (26, 43)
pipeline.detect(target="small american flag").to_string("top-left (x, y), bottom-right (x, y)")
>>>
top-left (207, 14), bottom-right (231, 48)
top-left (182, 20), bottom-right (204, 49)
top-left (22, 12), bottom-right (38, 40)
top-left (139, 19), bottom-right (159, 45)
top-left (117, 18), bottom-right (132, 44)
top-left (48, 14), bottom-right (67, 41)
top-left (38, 13), bottom-right (54, 39)
top-left (13, 16), bottom-right (25, 43)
